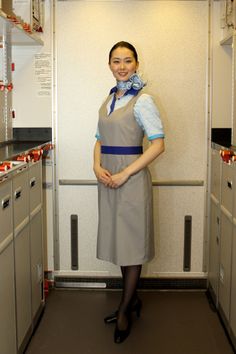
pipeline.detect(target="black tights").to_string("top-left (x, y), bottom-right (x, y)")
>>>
top-left (117, 265), bottom-right (142, 330)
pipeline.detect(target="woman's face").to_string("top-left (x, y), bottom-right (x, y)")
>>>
top-left (109, 47), bottom-right (139, 82)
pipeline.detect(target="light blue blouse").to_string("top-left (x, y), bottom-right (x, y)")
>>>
top-left (96, 93), bottom-right (165, 141)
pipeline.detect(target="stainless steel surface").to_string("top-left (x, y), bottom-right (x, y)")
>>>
top-left (0, 24), bottom-right (12, 143)
top-left (54, 281), bottom-right (107, 289)
top-left (0, 141), bottom-right (50, 163)
top-left (0, 173), bottom-right (12, 247)
top-left (5, 28), bottom-right (12, 142)
top-left (30, 209), bottom-right (44, 319)
top-left (0, 9), bottom-right (44, 46)
top-left (0, 165), bottom-right (16, 354)
top-left (59, 179), bottom-right (205, 187)
top-left (0, 154), bottom-right (45, 353)
top-left (0, 242), bottom-right (17, 354)
top-left (29, 160), bottom-right (42, 216)
top-left (14, 223), bottom-right (31, 350)
top-left (11, 160), bottom-right (31, 351)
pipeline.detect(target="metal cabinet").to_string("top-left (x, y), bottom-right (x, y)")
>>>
top-left (211, 149), bottom-right (221, 201)
top-left (0, 175), bottom-right (17, 354)
top-left (209, 197), bottom-right (220, 303)
top-left (30, 209), bottom-right (44, 323)
top-left (208, 149), bottom-right (221, 303)
top-left (0, 242), bottom-right (17, 354)
top-left (0, 156), bottom-right (44, 353)
top-left (209, 148), bottom-right (236, 348)
top-left (29, 160), bottom-right (44, 326)
top-left (230, 163), bottom-right (236, 347)
top-left (230, 224), bottom-right (236, 347)
top-left (219, 162), bottom-right (233, 323)
top-left (12, 165), bottom-right (31, 352)
top-left (219, 210), bottom-right (233, 322)
top-left (14, 224), bottom-right (31, 352)
top-left (29, 160), bottom-right (42, 215)
top-left (0, 91), bottom-right (5, 142)
top-left (0, 29), bottom-right (12, 143)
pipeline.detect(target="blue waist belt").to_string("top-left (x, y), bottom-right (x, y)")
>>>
top-left (101, 145), bottom-right (143, 155)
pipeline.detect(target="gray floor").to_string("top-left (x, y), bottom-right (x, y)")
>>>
top-left (25, 289), bottom-right (235, 354)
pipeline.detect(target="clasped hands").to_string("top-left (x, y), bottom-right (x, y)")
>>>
top-left (94, 166), bottom-right (129, 189)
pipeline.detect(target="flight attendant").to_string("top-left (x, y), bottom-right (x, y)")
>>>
top-left (93, 41), bottom-right (165, 343)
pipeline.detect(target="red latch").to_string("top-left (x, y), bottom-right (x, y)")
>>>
top-left (7, 83), bottom-right (13, 91)
top-left (30, 149), bottom-right (43, 162)
top-left (16, 154), bottom-right (31, 163)
top-left (43, 143), bottom-right (54, 151)
top-left (220, 149), bottom-right (235, 163)
top-left (0, 162), bottom-right (12, 171)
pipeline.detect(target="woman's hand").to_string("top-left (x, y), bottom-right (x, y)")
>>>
top-left (108, 170), bottom-right (130, 189)
top-left (93, 141), bottom-right (112, 186)
top-left (94, 165), bottom-right (112, 186)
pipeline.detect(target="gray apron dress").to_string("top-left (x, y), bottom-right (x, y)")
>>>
top-left (96, 90), bottom-right (154, 266)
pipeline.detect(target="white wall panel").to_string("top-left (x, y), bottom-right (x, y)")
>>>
top-left (58, 185), bottom-right (205, 277)
top-left (57, 1), bottom-right (208, 276)
top-left (146, 186), bottom-right (205, 276)
top-left (57, 0), bottom-right (208, 181)
top-left (58, 185), bottom-right (118, 274)
top-left (211, 1), bottom-right (232, 129)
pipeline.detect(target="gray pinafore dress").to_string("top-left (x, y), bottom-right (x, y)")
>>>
top-left (96, 90), bottom-right (154, 266)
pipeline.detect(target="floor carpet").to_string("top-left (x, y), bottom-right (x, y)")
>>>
top-left (25, 289), bottom-right (235, 354)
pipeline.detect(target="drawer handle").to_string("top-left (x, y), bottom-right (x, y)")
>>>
top-left (2, 195), bottom-right (10, 209)
top-left (17, 165), bottom-right (27, 173)
top-left (14, 187), bottom-right (22, 200)
top-left (30, 177), bottom-right (36, 188)
top-left (227, 180), bottom-right (232, 189)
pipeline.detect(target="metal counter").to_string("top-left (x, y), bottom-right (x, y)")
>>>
top-left (0, 141), bottom-right (50, 163)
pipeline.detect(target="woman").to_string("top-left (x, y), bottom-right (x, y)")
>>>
top-left (93, 41), bottom-right (165, 343)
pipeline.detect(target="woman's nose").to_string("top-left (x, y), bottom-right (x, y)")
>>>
top-left (120, 62), bottom-right (125, 69)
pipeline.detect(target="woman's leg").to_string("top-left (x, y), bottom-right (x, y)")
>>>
top-left (104, 265), bottom-right (142, 326)
top-left (117, 264), bottom-right (142, 330)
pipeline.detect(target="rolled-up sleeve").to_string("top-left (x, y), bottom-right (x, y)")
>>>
top-left (134, 94), bottom-right (165, 140)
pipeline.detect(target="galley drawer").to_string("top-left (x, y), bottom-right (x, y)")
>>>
top-left (0, 178), bottom-right (12, 245)
top-left (29, 161), bottom-right (42, 214)
top-left (13, 166), bottom-right (29, 228)
top-left (211, 149), bottom-right (221, 200)
top-left (221, 162), bottom-right (233, 214)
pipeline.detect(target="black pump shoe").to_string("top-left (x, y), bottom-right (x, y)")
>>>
top-left (104, 298), bottom-right (142, 324)
top-left (114, 316), bottom-right (131, 344)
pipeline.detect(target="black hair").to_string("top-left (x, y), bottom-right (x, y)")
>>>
top-left (109, 41), bottom-right (138, 63)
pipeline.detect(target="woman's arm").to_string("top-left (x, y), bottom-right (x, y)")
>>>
top-left (93, 140), bottom-right (112, 185)
top-left (108, 138), bottom-right (165, 188)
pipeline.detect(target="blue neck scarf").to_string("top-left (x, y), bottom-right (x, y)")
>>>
top-left (108, 73), bottom-right (146, 115)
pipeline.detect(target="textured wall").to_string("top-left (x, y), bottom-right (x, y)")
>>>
top-left (57, 1), bottom-right (208, 276)
top-left (57, 0), bottom-right (208, 182)
top-left (211, 1), bottom-right (232, 129)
